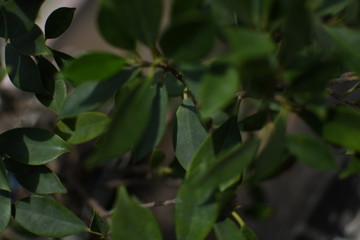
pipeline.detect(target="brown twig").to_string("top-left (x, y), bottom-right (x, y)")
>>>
top-left (328, 88), bottom-right (360, 108)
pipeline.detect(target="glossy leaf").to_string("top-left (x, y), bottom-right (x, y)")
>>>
top-left (0, 128), bottom-right (72, 165)
top-left (0, 0), bottom-right (43, 38)
top-left (5, 45), bottom-right (47, 94)
top-left (15, 195), bottom-right (87, 237)
top-left (60, 69), bottom-right (133, 119)
top-left (0, 191), bottom-right (11, 233)
top-left (198, 66), bottom-right (239, 118)
top-left (111, 186), bottom-right (163, 240)
top-left (174, 98), bottom-right (208, 169)
top-left (134, 83), bottom-right (168, 159)
top-left (36, 57), bottom-right (67, 114)
top-left (90, 211), bottom-right (110, 234)
top-left (323, 106), bottom-right (360, 151)
top-left (160, 16), bottom-right (215, 62)
top-left (287, 134), bottom-right (336, 170)
top-left (89, 78), bottom-right (156, 164)
top-left (4, 158), bottom-right (67, 194)
top-left (0, 160), bottom-right (10, 191)
top-left (58, 112), bottom-right (111, 144)
top-left (188, 116), bottom-right (242, 175)
top-left (10, 25), bottom-right (50, 56)
top-left (45, 7), bottom-right (75, 39)
top-left (62, 52), bottom-right (125, 86)
top-left (214, 219), bottom-right (242, 240)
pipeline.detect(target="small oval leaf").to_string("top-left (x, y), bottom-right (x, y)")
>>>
top-left (45, 7), bottom-right (75, 39)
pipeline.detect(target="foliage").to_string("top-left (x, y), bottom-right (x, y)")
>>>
top-left (1, 0), bottom-right (360, 239)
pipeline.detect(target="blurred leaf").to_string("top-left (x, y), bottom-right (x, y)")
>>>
top-left (340, 157), bottom-right (360, 179)
top-left (174, 98), bottom-right (208, 169)
top-left (134, 83), bottom-right (168, 159)
top-left (5, 45), bottom-right (47, 94)
top-left (250, 109), bottom-right (288, 182)
top-left (61, 52), bottom-right (126, 86)
top-left (0, 128), bottom-right (72, 165)
top-left (97, 0), bottom-right (161, 48)
top-left (0, 0), bottom-right (43, 38)
top-left (214, 218), bottom-right (242, 240)
top-left (0, 68), bottom-right (7, 81)
top-left (90, 211), bottom-right (110, 234)
top-left (0, 191), bottom-right (11, 233)
top-left (89, 78), bottom-right (156, 164)
top-left (58, 112), bottom-right (111, 144)
top-left (36, 57), bottom-right (67, 114)
top-left (287, 134), bottom-right (336, 170)
top-left (160, 15), bottom-right (215, 62)
top-left (323, 106), bottom-right (360, 151)
top-left (10, 25), bottom-right (50, 55)
top-left (15, 195), bottom-right (87, 237)
top-left (45, 7), bottom-right (75, 39)
top-left (239, 225), bottom-right (259, 240)
top-left (4, 158), bottom-right (67, 194)
top-left (60, 69), bottom-right (133, 119)
top-left (0, 160), bottom-right (10, 191)
top-left (226, 28), bottom-right (275, 65)
top-left (199, 66), bottom-right (239, 118)
top-left (111, 186), bottom-right (162, 240)
top-left (165, 73), bottom-right (184, 97)
top-left (316, 0), bottom-right (352, 16)
top-left (188, 116), bottom-right (242, 175)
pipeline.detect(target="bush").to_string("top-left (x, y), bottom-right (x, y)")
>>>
top-left (1, 0), bottom-right (360, 239)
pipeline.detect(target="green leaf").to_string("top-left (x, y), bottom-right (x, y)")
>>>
top-left (5, 45), bottom-right (47, 94)
top-left (89, 78), bottom-right (156, 164)
top-left (214, 218), bottom-right (242, 240)
top-left (45, 7), bottom-right (75, 39)
top-left (60, 69), bottom-right (133, 119)
top-left (0, 0), bottom-right (43, 38)
top-left (323, 106), bottom-right (360, 151)
top-left (0, 160), bottom-right (10, 191)
top-left (287, 134), bottom-right (336, 170)
top-left (160, 15), bottom-right (215, 62)
top-left (52, 48), bottom-right (73, 69)
top-left (340, 157), bottom-right (360, 179)
top-left (238, 225), bottom-right (259, 240)
top-left (0, 191), bottom-right (11, 233)
top-left (90, 211), bottom-right (110, 234)
top-left (36, 57), bottom-right (67, 114)
top-left (4, 158), bottom-right (67, 194)
top-left (15, 195), bottom-right (87, 237)
top-left (188, 116), bottom-right (242, 175)
top-left (198, 66), bottom-right (239, 118)
top-left (0, 128), bottom-right (72, 165)
top-left (316, 0), bottom-right (352, 16)
top-left (164, 72), bottom-right (184, 97)
top-left (111, 186), bottom-right (163, 240)
top-left (174, 98), bottom-right (208, 169)
top-left (62, 52), bottom-right (126, 86)
top-left (58, 112), bottom-right (111, 144)
top-left (134, 83), bottom-right (168, 159)
top-left (10, 25), bottom-right (50, 56)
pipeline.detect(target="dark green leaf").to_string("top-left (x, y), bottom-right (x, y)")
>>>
top-left (287, 134), bottom-right (336, 170)
top-left (45, 7), bottom-right (75, 39)
top-left (214, 218), bottom-right (242, 240)
top-left (61, 52), bottom-right (126, 86)
top-left (164, 72), bottom-right (184, 97)
top-left (316, 0), bottom-right (352, 16)
top-left (0, 191), bottom-right (11, 232)
top-left (90, 211), bottom-right (110, 234)
top-left (5, 45), bottom-right (47, 94)
top-left (0, 160), bottom-right (10, 191)
top-left (60, 69), bottom-right (133, 119)
top-left (111, 186), bottom-right (163, 240)
top-left (239, 225), bottom-right (259, 240)
top-left (58, 112), bottom-right (111, 144)
top-left (160, 15), bottom-right (215, 62)
top-left (0, 128), bottom-right (72, 165)
top-left (89, 78), bottom-right (156, 164)
top-left (36, 57), bottom-right (67, 114)
top-left (134, 83), bottom-right (168, 159)
top-left (340, 157), bottom-right (360, 179)
top-left (15, 195), bottom-right (87, 237)
top-left (174, 98), bottom-right (208, 169)
top-left (4, 158), bottom-right (67, 194)
top-left (198, 66), bottom-right (239, 118)
top-left (10, 25), bottom-right (50, 56)
top-left (52, 48), bottom-right (73, 69)
top-left (0, 0), bottom-right (43, 38)
top-left (323, 106), bottom-right (360, 151)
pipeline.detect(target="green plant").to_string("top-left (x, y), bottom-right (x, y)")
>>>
top-left (1, 0), bottom-right (360, 239)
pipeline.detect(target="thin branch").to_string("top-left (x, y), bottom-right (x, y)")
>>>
top-left (328, 88), bottom-right (360, 108)
top-left (330, 72), bottom-right (359, 84)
